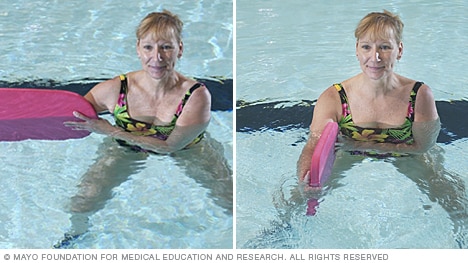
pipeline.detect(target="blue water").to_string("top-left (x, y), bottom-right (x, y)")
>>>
top-left (0, 0), bottom-right (233, 249)
top-left (236, 0), bottom-right (468, 249)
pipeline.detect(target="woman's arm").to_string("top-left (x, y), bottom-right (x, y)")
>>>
top-left (111, 85), bottom-right (211, 153)
top-left (84, 76), bottom-right (122, 113)
top-left (63, 76), bottom-right (122, 138)
top-left (398, 84), bottom-right (440, 153)
top-left (297, 86), bottom-right (341, 181)
top-left (68, 84), bottom-right (211, 154)
top-left (340, 118), bottom-right (440, 154)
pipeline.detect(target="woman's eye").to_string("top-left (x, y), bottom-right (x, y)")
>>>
top-left (381, 45), bottom-right (392, 50)
top-left (143, 45), bottom-right (153, 51)
top-left (361, 45), bottom-right (371, 50)
top-left (161, 45), bottom-right (174, 51)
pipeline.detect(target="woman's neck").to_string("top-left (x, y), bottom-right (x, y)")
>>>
top-left (142, 71), bottom-right (181, 95)
top-left (357, 72), bottom-right (401, 97)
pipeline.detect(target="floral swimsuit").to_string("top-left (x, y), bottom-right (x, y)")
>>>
top-left (335, 82), bottom-right (423, 156)
top-left (113, 74), bottom-right (204, 152)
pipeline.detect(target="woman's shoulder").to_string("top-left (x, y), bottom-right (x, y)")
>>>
top-left (185, 80), bottom-right (211, 103)
top-left (316, 85), bottom-right (343, 113)
top-left (178, 75), bottom-right (209, 96)
top-left (396, 74), bottom-right (427, 89)
top-left (124, 70), bottom-right (143, 85)
top-left (321, 79), bottom-right (350, 98)
top-left (177, 73), bottom-right (201, 87)
top-left (183, 78), bottom-right (201, 89)
top-left (84, 75), bottom-right (123, 112)
top-left (402, 78), bottom-right (438, 121)
top-left (397, 77), bottom-right (435, 103)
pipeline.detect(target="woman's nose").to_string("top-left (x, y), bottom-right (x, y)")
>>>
top-left (153, 49), bottom-right (163, 61)
top-left (370, 48), bottom-right (381, 62)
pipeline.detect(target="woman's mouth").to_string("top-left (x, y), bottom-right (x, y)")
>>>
top-left (148, 64), bottom-right (166, 72)
top-left (149, 64), bottom-right (165, 69)
top-left (367, 65), bottom-right (384, 71)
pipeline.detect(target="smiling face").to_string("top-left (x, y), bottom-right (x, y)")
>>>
top-left (135, 11), bottom-right (184, 80)
top-left (356, 33), bottom-right (403, 80)
top-left (354, 10), bottom-right (404, 81)
top-left (137, 32), bottom-right (183, 80)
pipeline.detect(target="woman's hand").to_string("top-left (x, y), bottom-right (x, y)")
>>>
top-left (299, 171), bottom-right (322, 194)
top-left (64, 111), bottom-right (119, 135)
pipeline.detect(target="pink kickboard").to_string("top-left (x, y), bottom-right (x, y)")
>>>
top-left (309, 122), bottom-right (339, 187)
top-left (0, 88), bottom-right (97, 141)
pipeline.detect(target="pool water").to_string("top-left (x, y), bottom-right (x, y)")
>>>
top-left (237, 130), bottom-right (468, 248)
top-left (236, 0), bottom-right (468, 248)
top-left (0, 0), bottom-right (233, 81)
top-left (0, 0), bottom-right (233, 249)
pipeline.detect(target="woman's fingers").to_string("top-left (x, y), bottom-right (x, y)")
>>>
top-left (63, 120), bottom-right (88, 130)
top-left (73, 111), bottom-right (90, 121)
top-left (63, 111), bottom-right (93, 130)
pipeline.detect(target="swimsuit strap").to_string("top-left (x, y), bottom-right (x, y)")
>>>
top-left (119, 74), bottom-right (128, 93)
top-left (175, 83), bottom-right (203, 117)
top-left (333, 81), bottom-right (424, 150)
top-left (118, 74), bottom-right (203, 117)
top-left (113, 75), bottom-right (205, 151)
top-left (334, 82), bottom-right (423, 120)
top-left (117, 74), bottom-right (128, 108)
top-left (408, 81), bottom-right (423, 122)
top-left (334, 83), bottom-right (350, 117)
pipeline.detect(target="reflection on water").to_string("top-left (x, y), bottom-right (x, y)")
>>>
top-left (0, 0), bottom-right (233, 81)
top-left (54, 131), bottom-right (232, 248)
top-left (236, 0), bottom-right (467, 102)
top-left (241, 145), bottom-right (467, 249)
top-left (172, 132), bottom-right (233, 214)
top-left (236, 0), bottom-right (467, 249)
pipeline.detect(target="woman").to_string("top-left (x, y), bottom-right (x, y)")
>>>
top-left (65, 10), bottom-right (211, 153)
top-left (297, 10), bottom-right (440, 181)
top-left (56, 10), bottom-right (231, 248)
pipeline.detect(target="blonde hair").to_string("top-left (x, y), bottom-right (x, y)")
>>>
top-left (136, 10), bottom-right (183, 43)
top-left (355, 10), bottom-right (404, 43)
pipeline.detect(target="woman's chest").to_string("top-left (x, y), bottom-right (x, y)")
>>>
top-left (124, 91), bottom-right (185, 125)
top-left (348, 95), bottom-right (410, 128)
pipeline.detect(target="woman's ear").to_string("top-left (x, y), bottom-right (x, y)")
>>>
top-left (178, 41), bottom-right (184, 59)
top-left (136, 39), bottom-right (141, 58)
top-left (355, 41), bottom-right (360, 60)
top-left (397, 42), bottom-right (403, 60)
